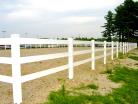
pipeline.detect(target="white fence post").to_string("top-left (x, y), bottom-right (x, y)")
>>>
top-left (124, 42), bottom-right (126, 54)
top-left (128, 42), bottom-right (130, 52)
top-left (116, 42), bottom-right (118, 58)
top-left (129, 43), bottom-right (131, 51)
top-left (111, 41), bottom-right (114, 60)
top-left (127, 42), bottom-right (129, 52)
top-left (68, 38), bottom-right (73, 79)
top-left (119, 42), bottom-right (122, 52)
top-left (125, 42), bottom-right (126, 53)
top-left (25, 44), bottom-right (27, 49)
top-left (123, 42), bottom-right (125, 54)
top-left (126, 42), bottom-right (128, 53)
top-left (126, 42), bottom-right (127, 53)
top-left (91, 40), bottom-right (95, 70)
top-left (124, 42), bottom-right (125, 54)
top-left (121, 42), bottom-right (123, 53)
top-left (104, 41), bottom-right (106, 64)
top-left (11, 34), bottom-right (22, 104)
top-left (5, 45), bottom-right (6, 50)
top-left (125, 42), bottom-right (127, 53)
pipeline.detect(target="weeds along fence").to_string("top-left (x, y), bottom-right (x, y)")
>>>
top-left (0, 34), bottom-right (137, 104)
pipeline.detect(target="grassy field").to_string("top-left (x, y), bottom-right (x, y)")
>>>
top-left (44, 57), bottom-right (138, 104)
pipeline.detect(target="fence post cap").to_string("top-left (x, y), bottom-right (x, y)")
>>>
top-left (68, 38), bottom-right (73, 40)
top-left (11, 34), bottom-right (20, 38)
top-left (91, 40), bottom-right (95, 42)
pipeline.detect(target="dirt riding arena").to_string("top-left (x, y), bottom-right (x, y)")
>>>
top-left (0, 47), bottom-right (117, 104)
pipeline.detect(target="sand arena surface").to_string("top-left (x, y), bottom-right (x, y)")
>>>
top-left (0, 47), bottom-right (116, 104)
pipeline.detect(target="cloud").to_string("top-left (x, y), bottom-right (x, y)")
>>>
top-left (7, 9), bottom-right (40, 20)
top-left (63, 16), bottom-right (101, 23)
top-left (0, 0), bottom-right (124, 38)
top-left (5, 0), bottom-right (124, 20)
top-left (22, 0), bottom-right (123, 12)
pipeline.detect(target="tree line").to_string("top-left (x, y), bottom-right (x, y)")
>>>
top-left (58, 37), bottom-right (106, 41)
top-left (102, 0), bottom-right (138, 43)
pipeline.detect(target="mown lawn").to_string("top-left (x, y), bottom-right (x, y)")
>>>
top-left (43, 65), bottom-right (138, 104)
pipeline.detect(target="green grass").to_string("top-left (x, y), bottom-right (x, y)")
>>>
top-left (44, 66), bottom-right (138, 104)
top-left (118, 52), bottom-right (130, 59)
top-left (128, 55), bottom-right (138, 61)
top-left (86, 84), bottom-right (98, 90)
top-left (118, 52), bottom-right (125, 59)
top-left (73, 83), bottom-right (98, 90)
top-left (104, 68), bottom-right (113, 74)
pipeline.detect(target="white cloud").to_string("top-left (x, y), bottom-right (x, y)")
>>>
top-left (1, 0), bottom-right (124, 37)
top-left (24, 0), bottom-right (123, 12)
top-left (7, 9), bottom-right (40, 20)
top-left (64, 16), bottom-right (101, 23)
top-left (5, 0), bottom-right (124, 20)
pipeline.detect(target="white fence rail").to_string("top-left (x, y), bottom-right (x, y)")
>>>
top-left (0, 34), bottom-right (137, 104)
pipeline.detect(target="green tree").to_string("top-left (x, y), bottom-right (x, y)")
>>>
top-left (102, 11), bottom-right (115, 42)
top-left (114, 0), bottom-right (138, 42)
top-left (103, 0), bottom-right (138, 44)
top-left (133, 1), bottom-right (138, 39)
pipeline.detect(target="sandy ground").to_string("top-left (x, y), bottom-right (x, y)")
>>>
top-left (0, 47), bottom-right (128, 104)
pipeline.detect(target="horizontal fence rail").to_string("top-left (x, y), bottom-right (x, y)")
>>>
top-left (21, 64), bottom-right (68, 83)
top-left (20, 52), bottom-right (68, 64)
top-left (0, 34), bottom-right (137, 104)
top-left (0, 57), bottom-right (12, 64)
top-left (0, 75), bottom-right (13, 83)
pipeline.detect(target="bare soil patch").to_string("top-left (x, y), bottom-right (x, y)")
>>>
top-left (119, 58), bottom-right (138, 69)
top-left (119, 49), bottom-right (138, 69)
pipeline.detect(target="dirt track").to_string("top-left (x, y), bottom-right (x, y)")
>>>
top-left (0, 47), bottom-right (118, 104)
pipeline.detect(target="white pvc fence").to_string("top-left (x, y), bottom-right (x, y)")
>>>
top-left (0, 34), bottom-right (137, 104)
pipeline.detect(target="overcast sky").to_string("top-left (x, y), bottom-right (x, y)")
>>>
top-left (0, 0), bottom-right (125, 38)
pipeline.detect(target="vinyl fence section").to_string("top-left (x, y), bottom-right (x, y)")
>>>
top-left (0, 34), bottom-right (137, 104)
